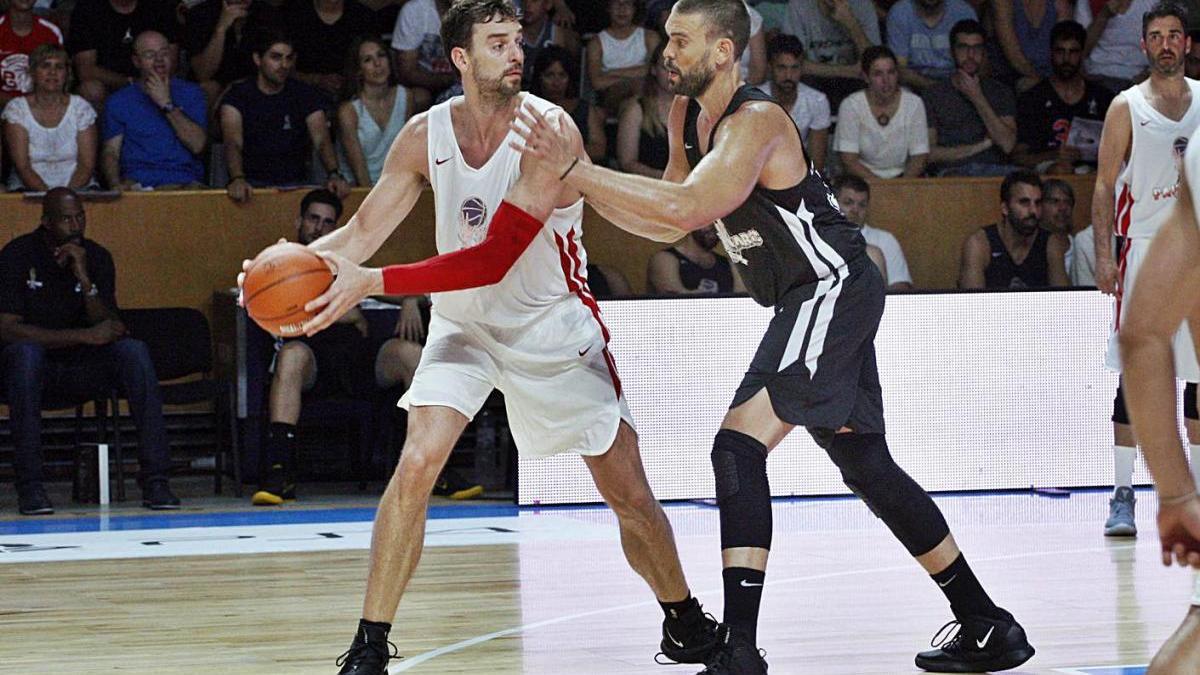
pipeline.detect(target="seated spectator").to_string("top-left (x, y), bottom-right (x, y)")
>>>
top-left (1188, 28), bottom-right (1200, 78)
top-left (586, 262), bottom-right (633, 298)
top-left (1075, 0), bottom-right (1153, 93)
top-left (992, 0), bottom-right (1072, 92)
top-left (520, 0), bottom-right (579, 83)
top-left (760, 34), bottom-right (831, 171)
top-left (0, 188), bottom-right (180, 515)
top-left (101, 30), bottom-right (206, 190)
top-left (957, 169), bottom-right (1070, 288)
top-left (220, 30), bottom-right (350, 202)
top-left (0, 0), bottom-right (63, 110)
top-left (391, 0), bottom-right (455, 107)
top-left (646, 225), bottom-right (746, 294)
top-left (1013, 21), bottom-right (1113, 174)
top-left (337, 36), bottom-right (414, 187)
top-left (251, 189), bottom-right (481, 504)
top-left (184, 0), bottom-right (270, 106)
top-left (831, 174), bottom-right (916, 290)
top-left (3, 44), bottom-right (96, 191)
top-left (740, 0), bottom-right (768, 85)
top-left (835, 45), bottom-right (929, 178)
top-left (1070, 223), bottom-right (1098, 285)
top-left (783, 0), bottom-right (881, 107)
top-left (886, 0), bottom-right (978, 89)
top-left (66, 0), bottom-right (179, 111)
top-left (286, 0), bottom-right (373, 101)
top-left (617, 42), bottom-right (671, 177)
top-left (588, 0), bottom-right (661, 116)
top-left (1040, 177), bottom-right (1079, 271)
top-left (924, 19), bottom-right (1019, 176)
top-left (530, 45), bottom-right (606, 162)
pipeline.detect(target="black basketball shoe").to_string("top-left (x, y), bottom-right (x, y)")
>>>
top-left (657, 605), bottom-right (721, 664)
top-left (251, 464), bottom-right (295, 506)
top-left (336, 623), bottom-right (398, 675)
top-left (695, 626), bottom-right (768, 675)
top-left (915, 608), bottom-right (1035, 672)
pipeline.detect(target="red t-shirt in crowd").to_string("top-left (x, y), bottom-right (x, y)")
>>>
top-left (0, 14), bottom-right (63, 95)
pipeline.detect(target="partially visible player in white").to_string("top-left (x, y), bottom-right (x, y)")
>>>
top-left (240, 2), bottom-right (718, 673)
top-left (1119, 124), bottom-right (1200, 675)
top-left (1092, 0), bottom-right (1200, 537)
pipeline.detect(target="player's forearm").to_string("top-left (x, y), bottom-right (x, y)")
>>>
top-left (1123, 332), bottom-right (1196, 498)
top-left (565, 161), bottom-right (709, 232)
top-left (1092, 182), bottom-right (1116, 260)
top-left (588, 196), bottom-right (686, 243)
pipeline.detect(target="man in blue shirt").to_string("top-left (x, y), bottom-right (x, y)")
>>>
top-left (887, 0), bottom-right (978, 89)
top-left (101, 30), bottom-right (207, 189)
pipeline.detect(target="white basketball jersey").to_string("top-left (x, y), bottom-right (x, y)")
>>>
top-left (426, 93), bottom-right (590, 328)
top-left (1114, 78), bottom-right (1200, 240)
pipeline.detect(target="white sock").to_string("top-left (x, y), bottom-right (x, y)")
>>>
top-left (1114, 445), bottom-right (1137, 490)
top-left (1190, 444), bottom-right (1200, 488)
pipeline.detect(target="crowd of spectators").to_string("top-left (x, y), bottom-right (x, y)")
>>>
top-left (0, 0), bottom-right (1160, 297)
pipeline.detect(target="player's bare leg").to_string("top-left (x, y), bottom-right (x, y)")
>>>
top-left (1149, 605), bottom-right (1200, 675)
top-left (584, 421), bottom-right (721, 664)
top-left (336, 405), bottom-right (469, 675)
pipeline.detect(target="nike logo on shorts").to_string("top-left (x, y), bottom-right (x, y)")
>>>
top-left (578, 345), bottom-right (591, 356)
top-left (436, 157), bottom-right (452, 165)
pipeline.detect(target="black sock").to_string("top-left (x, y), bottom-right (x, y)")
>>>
top-left (660, 593), bottom-right (703, 639)
top-left (266, 422), bottom-right (297, 468)
top-left (931, 554), bottom-right (999, 619)
top-left (356, 618), bottom-right (391, 643)
top-left (722, 567), bottom-right (765, 645)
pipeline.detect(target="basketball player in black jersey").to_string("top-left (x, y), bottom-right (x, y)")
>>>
top-left (513, 0), bottom-right (1034, 671)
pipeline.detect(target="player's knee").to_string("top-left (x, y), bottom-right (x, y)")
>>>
top-left (712, 429), bottom-right (773, 550)
top-left (395, 443), bottom-right (444, 484)
top-left (827, 433), bottom-right (949, 556)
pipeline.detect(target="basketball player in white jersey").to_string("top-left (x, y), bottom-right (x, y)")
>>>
top-left (1092, 0), bottom-right (1200, 538)
top-left (1117, 126), bottom-right (1200, 674)
top-left (244, 2), bottom-right (719, 672)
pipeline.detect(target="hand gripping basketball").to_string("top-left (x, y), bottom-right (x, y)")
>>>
top-left (301, 251), bottom-right (383, 337)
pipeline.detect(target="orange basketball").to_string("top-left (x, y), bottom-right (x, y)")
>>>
top-left (243, 242), bottom-right (334, 337)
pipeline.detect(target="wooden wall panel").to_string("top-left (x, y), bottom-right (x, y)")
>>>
top-left (0, 175), bottom-right (1097, 316)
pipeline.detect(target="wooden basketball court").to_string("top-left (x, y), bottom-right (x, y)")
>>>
top-left (0, 485), bottom-right (1188, 674)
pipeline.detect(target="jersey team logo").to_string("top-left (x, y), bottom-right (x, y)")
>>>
top-left (458, 196), bottom-right (489, 248)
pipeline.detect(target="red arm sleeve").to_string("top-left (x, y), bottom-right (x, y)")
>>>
top-left (381, 201), bottom-right (545, 295)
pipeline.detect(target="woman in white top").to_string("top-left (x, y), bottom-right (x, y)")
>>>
top-left (835, 45), bottom-right (929, 179)
top-left (338, 37), bottom-right (414, 187)
top-left (3, 44), bottom-right (96, 192)
top-left (588, 0), bottom-right (661, 115)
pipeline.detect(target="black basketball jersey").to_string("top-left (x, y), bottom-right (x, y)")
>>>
top-left (982, 224), bottom-right (1050, 289)
top-left (683, 85), bottom-right (866, 307)
top-left (668, 248), bottom-right (735, 293)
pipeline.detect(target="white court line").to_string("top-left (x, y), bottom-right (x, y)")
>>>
top-left (389, 542), bottom-right (1145, 672)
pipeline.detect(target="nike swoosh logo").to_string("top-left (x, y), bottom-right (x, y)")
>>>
top-left (684, 144), bottom-right (694, 150)
top-left (1140, 120), bottom-right (1151, 126)
top-left (578, 346), bottom-right (591, 356)
top-left (976, 625), bottom-right (995, 648)
top-left (937, 574), bottom-right (957, 587)
top-left (436, 157), bottom-right (452, 165)
top-left (665, 627), bottom-right (684, 648)
top-left (739, 580), bottom-right (763, 587)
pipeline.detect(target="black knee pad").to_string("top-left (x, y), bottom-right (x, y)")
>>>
top-left (1113, 382), bottom-right (1130, 425)
top-left (711, 429), bottom-right (772, 551)
top-left (1186, 383), bottom-right (1199, 422)
top-left (827, 433), bottom-right (949, 557)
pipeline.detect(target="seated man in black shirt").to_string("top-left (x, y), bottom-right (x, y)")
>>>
top-left (219, 28), bottom-right (350, 202)
top-left (1012, 21), bottom-right (1113, 175)
top-left (0, 188), bottom-right (180, 515)
top-left (646, 225), bottom-right (745, 294)
top-left (958, 169), bottom-right (1070, 289)
top-left (254, 189), bottom-right (482, 505)
top-left (66, 0), bottom-right (179, 111)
